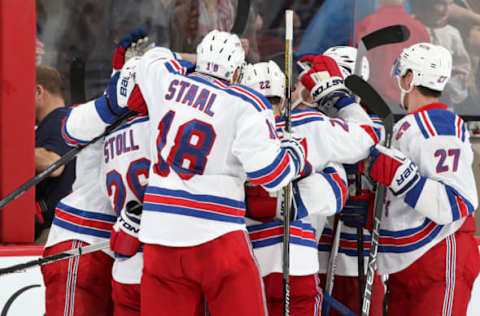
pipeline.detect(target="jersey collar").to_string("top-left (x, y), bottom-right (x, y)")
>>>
top-left (410, 102), bottom-right (448, 114)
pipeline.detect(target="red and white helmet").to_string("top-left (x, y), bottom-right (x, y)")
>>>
top-left (196, 30), bottom-right (245, 82)
top-left (240, 61), bottom-right (285, 98)
top-left (323, 46), bottom-right (370, 80)
top-left (391, 42), bottom-right (452, 92)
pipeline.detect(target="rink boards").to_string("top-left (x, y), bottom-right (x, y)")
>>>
top-left (1, 243), bottom-right (480, 315)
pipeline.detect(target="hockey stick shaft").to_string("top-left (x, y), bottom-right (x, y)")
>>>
top-left (0, 240), bottom-right (110, 275)
top-left (345, 75), bottom-right (393, 316)
top-left (323, 218), bottom-right (343, 316)
top-left (0, 110), bottom-right (137, 210)
top-left (282, 10), bottom-right (293, 316)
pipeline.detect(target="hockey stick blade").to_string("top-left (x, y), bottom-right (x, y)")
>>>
top-left (0, 241), bottom-right (110, 276)
top-left (230, 0), bottom-right (251, 35)
top-left (354, 25), bottom-right (410, 78)
top-left (362, 25), bottom-right (410, 51)
top-left (345, 75), bottom-right (393, 145)
top-left (0, 110), bottom-right (137, 210)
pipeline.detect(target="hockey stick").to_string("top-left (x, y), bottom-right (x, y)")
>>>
top-left (231, 0), bottom-right (251, 35)
top-left (0, 110), bottom-right (137, 210)
top-left (323, 217), bottom-right (343, 316)
top-left (345, 74), bottom-right (393, 316)
top-left (0, 240), bottom-right (110, 276)
top-left (352, 24), bottom-right (410, 312)
top-left (282, 10), bottom-right (294, 316)
top-left (70, 57), bottom-right (86, 104)
top-left (353, 24), bottom-right (410, 76)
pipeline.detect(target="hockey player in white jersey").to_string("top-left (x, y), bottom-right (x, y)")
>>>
top-left (42, 29), bottom-right (150, 316)
top-left (103, 113), bottom-right (151, 316)
top-left (63, 29), bottom-right (308, 316)
top-left (366, 42), bottom-right (480, 315)
top-left (241, 60), bottom-right (348, 315)
top-left (317, 46), bottom-right (385, 316)
top-left (42, 140), bottom-right (116, 316)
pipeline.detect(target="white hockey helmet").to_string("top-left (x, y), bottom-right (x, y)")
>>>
top-left (391, 42), bottom-right (452, 92)
top-left (323, 46), bottom-right (370, 80)
top-left (196, 30), bottom-right (245, 82)
top-left (240, 61), bottom-right (285, 98)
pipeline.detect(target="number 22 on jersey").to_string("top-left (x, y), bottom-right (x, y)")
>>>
top-left (154, 110), bottom-right (216, 180)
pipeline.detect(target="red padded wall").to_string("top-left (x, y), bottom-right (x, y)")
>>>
top-left (0, 0), bottom-right (36, 242)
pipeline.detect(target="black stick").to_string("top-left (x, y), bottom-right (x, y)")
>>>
top-left (0, 110), bottom-right (137, 210)
top-left (0, 241), bottom-right (109, 275)
top-left (345, 75), bottom-right (393, 316)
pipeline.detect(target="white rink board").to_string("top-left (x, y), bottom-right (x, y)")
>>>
top-left (0, 256), bottom-right (45, 316)
top-left (0, 254), bottom-right (480, 315)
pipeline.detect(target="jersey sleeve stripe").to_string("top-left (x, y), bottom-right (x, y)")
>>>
top-left (247, 149), bottom-right (291, 184)
top-left (320, 171), bottom-right (346, 214)
top-left (444, 184), bottom-right (475, 221)
top-left (360, 125), bottom-right (381, 144)
top-left (404, 176), bottom-right (427, 208)
top-left (94, 95), bottom-right (118, 124)
top-left (62, 111), bottom-right (89, 146)
top-left (261, 165), bottom-right (292, 190)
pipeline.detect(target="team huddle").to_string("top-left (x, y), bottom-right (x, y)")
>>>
top-left (40, 28), bottom-right (479, 316)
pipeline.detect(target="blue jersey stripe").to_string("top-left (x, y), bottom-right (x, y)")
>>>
top-left (252, 236), bottom-right (317, 249)
top-left (404, 176), bottom-right (427, 208)
top-left (444, 183), bottom-right (475, 221)
top-left (414, 114), bottom-right (430, 139)
top-left (247, 149), bottom-right (287, 180)
top-left (378, 225), bottom-right (442, 253)
top-left (143, 203), bottom-right (245, 224)
top-left (320, 173), bottom-right (342, 213)
top-left (94, 95), bottom-right (118, 124)
top-left (145, 186), bottom-right (245, 209)
top-left (262, 165), bottom-right (291, 189)
top-left (52, 217), bottom-right (112, 238)
top-left (57, 202), bottom-right (117, 222)
top-left (426, 109), bottom-right (457, 136)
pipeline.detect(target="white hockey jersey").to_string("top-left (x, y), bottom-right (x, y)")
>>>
top-left (64, 47), bottom-right (302, 247)
top-left (246, 163), bottom-right (347, 277)
top-left (246, 100), bottom-right (379, 277)
top-left (377, 103), bottom-right (478, 274)
top-left (275, 104), bottom-right (382, 171)
top-left (318, 114), bottom-right (384, 276)
top-left (101, 114), bottom-right (151, 284)
top-left (46, 137), bottom-right (116, 255)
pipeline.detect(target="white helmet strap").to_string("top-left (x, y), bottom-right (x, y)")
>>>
top-left (292, 87), bottom-right (315, 109)
top-left (397, 75), bottom-right (414, 111)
